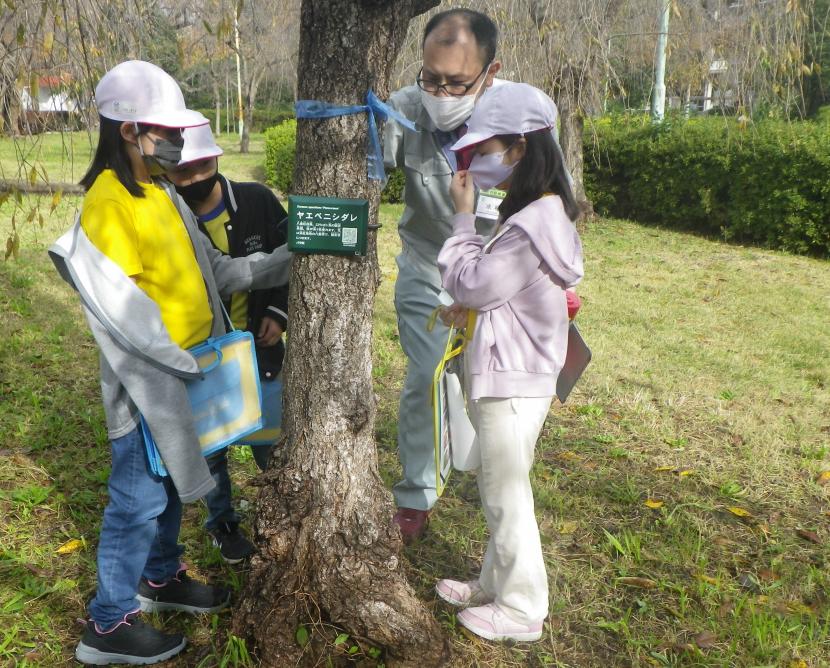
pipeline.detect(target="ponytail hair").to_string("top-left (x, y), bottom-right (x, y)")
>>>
top-left (497, 129), bottom-right (579, 223)
top-left (80, 116), bottom-right (149, 197)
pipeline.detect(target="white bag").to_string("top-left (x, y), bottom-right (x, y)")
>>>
top-left (432, 311), bottom-right (479, 495)
top-left (443, 360), bottom-right (479, 471)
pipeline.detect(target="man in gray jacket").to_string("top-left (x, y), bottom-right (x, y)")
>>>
top-left (384, 8), bottom-right (502, 542)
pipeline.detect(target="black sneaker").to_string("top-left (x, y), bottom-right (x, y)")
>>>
top-left (209, 522), bottom-right (255, 564)
top-left (136, 568), bottom-right (230, 614)
top-left (75, 611), bottom-right (186, 665)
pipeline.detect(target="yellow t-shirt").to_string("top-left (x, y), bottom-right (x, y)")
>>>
top-left (201, 209), bottom-right (248, 331)
top-left (80, 170), bottom-right (213, 349)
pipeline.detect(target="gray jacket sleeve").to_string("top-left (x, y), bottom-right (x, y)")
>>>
top-left (197, 230), bottom-right (292, 300)
top-left (83, 308), bottom-right (215, 504)
top-left (383, 91), bottom-right (406, 172)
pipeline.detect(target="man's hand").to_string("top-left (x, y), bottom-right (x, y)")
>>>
top-left (256, 317), bottom-right (284, 347)
top-left (450, 170), bottom-right (475, 215)
top-left (439, 302), bottom-right (469, 329)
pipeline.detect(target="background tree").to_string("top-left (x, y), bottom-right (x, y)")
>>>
top-left (230, 0), bottom-right (447, 665)
top-left (193, 0), bottom-right (300, 152)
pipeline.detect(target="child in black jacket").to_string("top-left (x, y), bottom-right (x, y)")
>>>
top-left (166, 124), bottom-right (288, 563)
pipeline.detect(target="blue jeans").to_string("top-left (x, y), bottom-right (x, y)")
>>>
top-left (204, 445), bottom-right (273, 530)
top-left (89, 427), bottom-right (184, 630)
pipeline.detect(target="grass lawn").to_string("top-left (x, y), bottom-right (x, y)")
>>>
top-left (0, 133), bottom-right (829, 667)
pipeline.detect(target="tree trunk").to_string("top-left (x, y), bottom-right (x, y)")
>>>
top-left (240, 72), bottom-right (260, 154)
top-left (213, 77), bottom-right (221, 136)
top-left (231, 1), bottom-right (447, 667)
top-left (239, 51), bottom-right (250, 153)
top-left (559, 97), bottom-right (593, 217)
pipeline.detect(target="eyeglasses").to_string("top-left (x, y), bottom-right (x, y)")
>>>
top-left (416, 63), bottom-right (490, 97)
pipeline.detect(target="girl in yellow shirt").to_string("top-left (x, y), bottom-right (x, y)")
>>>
top-left (74, 61), bottom-right (229, 666)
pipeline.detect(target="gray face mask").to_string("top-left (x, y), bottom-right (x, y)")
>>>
top-left (135, 123), bottom-right (184, 176)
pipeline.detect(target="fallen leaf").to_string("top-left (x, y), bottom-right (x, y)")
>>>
top-left (788, 660), bottom-right (808, 668)
top-left (693, 630), bottom-right (717, 649)
top-left (727, 506), bottom-right (752, 518)
top-left (677, 469), bottom-right (695, 477)
top-left (644, 499), bottom-right (664, 509)
top-left (796, 528), bottom-right (821, 544)
top-left (559, 520), bottom-right (578, 535)
top-left (717, 600), bottom-right (734, 618)
top-left (738, 572), bottom-right (761, 593)
top-left (755, 594), bottom-right (769, 604)
top-left (729, 433), bottom-right (745, 447)
top-left (23, 563), bottom-right (47, 577)
top-left (786, 601), bottom-right (816, 616)
top-left (758, 569), bottom-right (779, 582)
top-left (56, 538), bottom-right (84, 555)
top-left (816, 471), bottom-right (830, 486)
top-left (295, 625), bottom-right (309, 647)
top-left (616, 577), bottom-right (657, 589)
top-left (697, 574), bottom-right (718, 585)
top-left (654, 466), bottom-right (675, 472)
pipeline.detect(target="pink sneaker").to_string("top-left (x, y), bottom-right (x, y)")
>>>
top-left (435, 579), bottom-right (493, 608)
top-left (457, 603), bottom-right (543, 642)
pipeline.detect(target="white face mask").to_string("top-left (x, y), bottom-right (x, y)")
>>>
top-left (467, 147), bottom-right (518, 191)
top-left (419, 64), bottom-right (491, 132)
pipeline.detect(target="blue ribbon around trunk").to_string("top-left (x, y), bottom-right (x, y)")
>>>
top-left (295, 91), bottom-right (416, 181)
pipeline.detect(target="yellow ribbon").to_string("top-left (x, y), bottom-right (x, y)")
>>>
top-left (430, 306), bottom-right (477, 402)
top-left (430, 306), bottom-right (477, 496)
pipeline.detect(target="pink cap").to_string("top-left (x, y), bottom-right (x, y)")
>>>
top-left (179, 124), bottom-right (224, 165)
top-left (451, 82), bottom-right (558, 152)
top-left (95, 60), bottom-right (208, 129)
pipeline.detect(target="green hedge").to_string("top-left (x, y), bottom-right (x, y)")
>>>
top-left (584, 116), bottom-right (830, 256)
top-left (263, 118), bottom-right (405, 203)
top-left (263, 119), bottom-right (296, 195)
top-left (194, 107), bottom-right (294, 134)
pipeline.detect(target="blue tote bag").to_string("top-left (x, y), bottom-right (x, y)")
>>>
top-left (236, 375), bottom-right (283, 447)
top-left (142, 315), bottom-right (264, 477)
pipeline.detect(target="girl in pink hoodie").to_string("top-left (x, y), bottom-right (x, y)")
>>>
top-left (435, 82), bottom-right (584, 642)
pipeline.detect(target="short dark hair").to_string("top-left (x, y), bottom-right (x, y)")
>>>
top-left (498, 129), bottom-right (580, 223)
top-left (422, 8), bottom-right (498, 65)
top-left (80, 116), bottom-right (150, 197)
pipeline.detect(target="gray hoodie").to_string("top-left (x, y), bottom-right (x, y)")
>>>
top-left (49, 182), bottom-right (292, 502)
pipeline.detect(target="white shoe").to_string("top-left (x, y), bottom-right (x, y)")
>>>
top-left (457, 603), bottom-right (543, 642)
top-left (435, 579), bottom-right (493, 608)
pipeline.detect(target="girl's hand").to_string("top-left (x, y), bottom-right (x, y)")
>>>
top-left (450, 170), bottom-right (475, 214)
top-left (439, 302), bottom-right (468, 329)
top-left (566, 290), bottom-right (581, 320)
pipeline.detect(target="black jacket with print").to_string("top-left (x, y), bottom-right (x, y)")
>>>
top-left (198, 175), bottom-right (289, 380)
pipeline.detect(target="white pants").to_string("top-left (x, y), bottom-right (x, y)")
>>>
top-left (469, 395), bottom-right (553, 625)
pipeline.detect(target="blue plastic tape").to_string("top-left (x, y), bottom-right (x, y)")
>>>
top-left (295, 91), bottom-right (416, 181)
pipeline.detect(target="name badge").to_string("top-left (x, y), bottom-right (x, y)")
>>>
top-left (475, 188), bottom-right (506, 221)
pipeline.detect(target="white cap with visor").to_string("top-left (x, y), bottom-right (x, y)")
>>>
top-left (95, 60), bottom-right (208, 129)
top-left (450, 82), bottom-right (558, 153)
top-left (178, 124), bottom-right (224, 166)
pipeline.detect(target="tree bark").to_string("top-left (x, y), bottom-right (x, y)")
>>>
top-left (558, 97), bottom-right (593, 217)
top-left (231, 1), bottom-right (447, 667)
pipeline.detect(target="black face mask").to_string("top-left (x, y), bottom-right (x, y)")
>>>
top-left (175, 172), bottom-right (219, 205)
